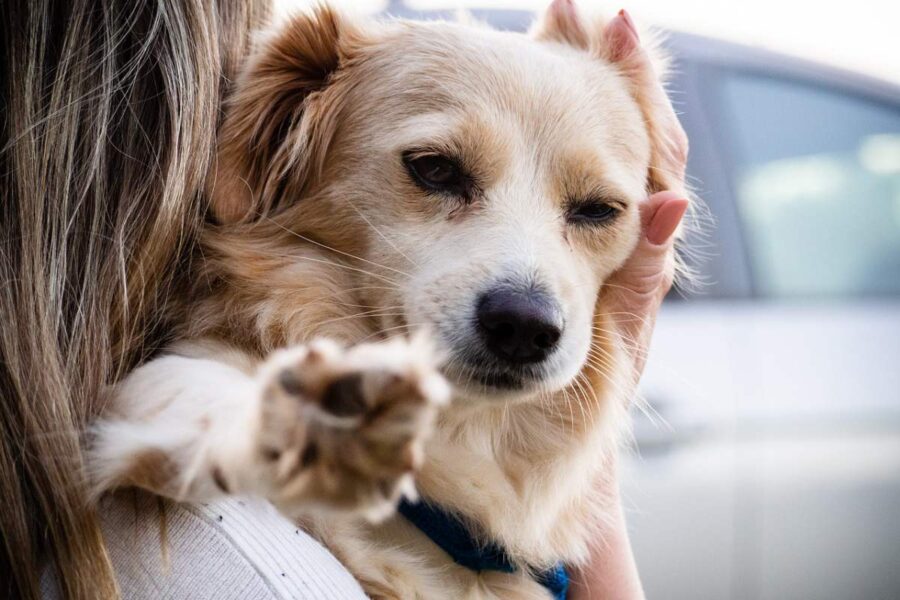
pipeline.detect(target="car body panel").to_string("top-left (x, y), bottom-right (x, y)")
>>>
top-left (631, 32), bottom-right (900, 600)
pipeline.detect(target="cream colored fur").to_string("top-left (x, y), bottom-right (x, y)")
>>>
top-left (88, 2), bottom-right (686, 598)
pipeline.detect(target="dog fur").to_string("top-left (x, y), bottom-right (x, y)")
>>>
top-left (89, 2), bottom-right (687, 598)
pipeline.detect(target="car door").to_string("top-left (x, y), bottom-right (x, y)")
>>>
top-left (710, 69), bottom-right (900, 600)
top-left (625, 48), bottom-right (900, 600)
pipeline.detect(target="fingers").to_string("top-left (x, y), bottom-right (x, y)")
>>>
top-left (604, 191), bottom-right (687, 314)
top-left (601, 192), bottom-right (686, 377)
top-left (645, 193), bottom-right (689, 246)
top-left (638, 190), bottom-right (683, 232)
top-left (623, 192), bottom-right (688, 299)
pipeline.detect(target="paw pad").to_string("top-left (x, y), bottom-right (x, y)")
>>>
top-left (321, 374), bottom-right (367, 417)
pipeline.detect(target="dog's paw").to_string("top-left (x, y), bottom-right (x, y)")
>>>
top-left (255, 336), bottom-right (450, 521)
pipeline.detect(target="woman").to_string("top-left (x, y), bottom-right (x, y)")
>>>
top-left (0, 1), bottom-right (687, 597)
top-left (1, 1), bottom-right (268, 597)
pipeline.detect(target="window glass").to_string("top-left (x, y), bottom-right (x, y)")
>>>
top-left (720, 74), bottom-right (900, 298)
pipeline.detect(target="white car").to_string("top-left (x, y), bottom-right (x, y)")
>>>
top-left (625, 33), bottom-right (900, 600)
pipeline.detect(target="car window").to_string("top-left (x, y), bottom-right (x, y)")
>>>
top-left (718, 73), bottom-right (900, 298)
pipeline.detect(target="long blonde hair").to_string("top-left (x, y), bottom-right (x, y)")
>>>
top-left (0, 0), bottom-right (267, 597)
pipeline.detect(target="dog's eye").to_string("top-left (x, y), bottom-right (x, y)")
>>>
top-left (568, 201), bottom-right (620, 225)
top-left (403, 152), bottom-right (469, 197)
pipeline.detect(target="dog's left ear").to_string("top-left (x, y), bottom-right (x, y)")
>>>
top-left (208, 6), bottom-right (362, 224)
top-left (533, 2), bottom-right (688, 196)
top-left (530, 0), bottom-right (589, 49)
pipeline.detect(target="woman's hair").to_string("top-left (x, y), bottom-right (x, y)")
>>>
top-left (0, 0), bottom-right (267, 597)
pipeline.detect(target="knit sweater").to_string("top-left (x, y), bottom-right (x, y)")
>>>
top-left (42, 491), bottom-right (367, 599)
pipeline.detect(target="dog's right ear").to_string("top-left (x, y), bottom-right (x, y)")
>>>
top-left (599, 10), bottom-right (688, 196)
top-left (208, 6), bottom-right (357, 224)
top-left (532, 3), bottom-right (688, 198)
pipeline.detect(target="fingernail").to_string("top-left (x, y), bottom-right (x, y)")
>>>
top-left (618, 9), bottom-right (639, 41)
top-left (647, 198), bottom-right (688, 245)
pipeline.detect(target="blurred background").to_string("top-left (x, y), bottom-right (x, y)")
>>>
top-left (282, 1), bottom-right (900, 598)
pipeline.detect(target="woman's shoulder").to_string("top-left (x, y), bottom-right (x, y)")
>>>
top-left (43, 491), bottom-right (367, 600)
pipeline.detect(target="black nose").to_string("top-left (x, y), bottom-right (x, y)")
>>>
top-left (476, 288), bottom-right (562, 365)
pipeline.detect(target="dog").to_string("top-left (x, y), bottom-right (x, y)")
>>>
top-left (88, 1), bottom-right (687, 597)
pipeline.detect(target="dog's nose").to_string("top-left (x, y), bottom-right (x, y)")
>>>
top-left (476, 288), bottom-right (562, 364)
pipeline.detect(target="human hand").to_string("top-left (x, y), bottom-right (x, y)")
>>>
top-left (602, 190), bottom-right (688, 381)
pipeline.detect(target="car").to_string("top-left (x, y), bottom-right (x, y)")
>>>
top-left (380, 4), bottom-right (900, 598)
top-left (624, 31), bottom-right (900, 600)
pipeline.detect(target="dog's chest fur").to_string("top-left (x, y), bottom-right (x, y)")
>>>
top-left (309, 384), bottom-right (624, 599)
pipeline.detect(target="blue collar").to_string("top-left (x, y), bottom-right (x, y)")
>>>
top-left (398, 499), bottom-right (569, 599)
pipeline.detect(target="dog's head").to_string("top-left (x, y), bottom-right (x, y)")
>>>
top-left (209, 1), bottom-right (686, 400)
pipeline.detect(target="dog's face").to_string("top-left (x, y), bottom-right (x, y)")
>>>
top-left (354, 32), bottom-right (647, 399)
top-left (211, 4), bottom-right (683, 401)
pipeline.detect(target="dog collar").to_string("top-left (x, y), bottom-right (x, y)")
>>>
top-left (398, 499), bottom-right (569, 599)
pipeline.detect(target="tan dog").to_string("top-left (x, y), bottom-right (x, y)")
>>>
top-left (89, 1), bottom-right (687, 598)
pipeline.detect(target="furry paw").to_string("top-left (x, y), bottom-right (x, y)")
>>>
top-left (255, 336), bottom-right (450, 521)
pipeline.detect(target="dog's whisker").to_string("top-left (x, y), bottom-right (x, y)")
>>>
top-left (303, 297), bottom-right (407, 312)
top-left (265, 252), bottom-right (404, 287)
top-left (588, 347), bottom-right (650, 383)
top-left (579, 363), bottom-right (630, 407)
top-left (585, 346), bottom-right (646, 389)
top-left (580, 357), bottom-right (651, 422)
top-left (356, 322), bottom-right (427, 343)
top-left (581, 345), bottom-right (635, 389)
top-left (261, 215), bottom-right (414, 280)
top-left (588, 329), bottom-right (650, 360)
top-left (587, 344), bottom-right (648, 373)
top-left (344, 199), bottom-right (419, 268)
top-left (589, 322), bottom-right (649, 352)
top-left (570, 374), bottom-right (595, 429)
top-left (559, 387), bottom-right (578, 436)
top-left (315, 310), bottom-right (411, 328)
top-left (589, 325), bottom-right (644, 347)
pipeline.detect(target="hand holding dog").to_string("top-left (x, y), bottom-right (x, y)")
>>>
top-left (605, 190), bottom-right (689, 379)
top-left (569, 190), bottom-right (687, 600)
